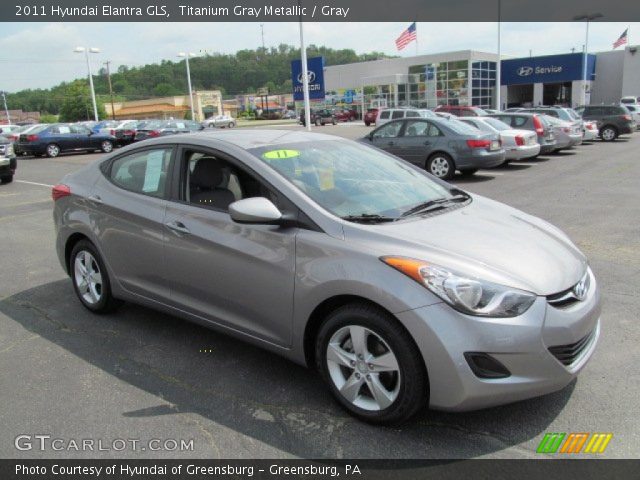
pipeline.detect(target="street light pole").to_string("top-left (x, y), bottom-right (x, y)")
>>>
top-left (298, 22), bottom-right (311, 131)
top-left (496, 0), bottom-right (502, 110)
top-left (74, 47), bottom-right (100, 121)
top-left (574, 13), bottom-right (603, 106)
top-left (104, 61), bottom-right (116, 120)
top-left (178, 52), bottom-right (196, 121)
top-left (1, 91), bottom-right (10, 124)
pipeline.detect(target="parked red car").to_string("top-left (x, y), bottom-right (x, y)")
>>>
top-left (333, 109), bottom-right (358, 122)
top-left (364, 108), bottom-right (379, 126)
top-left (434, 105), bottom-right (488, 117)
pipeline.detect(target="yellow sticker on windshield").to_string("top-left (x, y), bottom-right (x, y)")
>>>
top-left (262, 149), bottom-right (300, 160)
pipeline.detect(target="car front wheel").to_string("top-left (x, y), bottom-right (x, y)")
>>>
top-left (316, 303), bottom-right (428, 425)
top-left (0, 174), bottom-right (13, 184)
top-left (427, 153), bottom-right (455, 180)
top-left (70, 240), bottom-right (121, 313)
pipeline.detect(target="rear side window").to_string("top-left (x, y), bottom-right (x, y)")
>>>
top-left (493, 116), bottom-right (513, 126)
top-left (404, 120), bottom-right (442, 137)
top-left (109, 148), bottom-right (173, 198)
top-left (405, 110), bottom-right (419, 118)
top-left (391, 110), bottom-right (404, 119)
top-left (512, 116), bottom-right (528, 127)
top-left (379, 111), bottom-right (390, 119)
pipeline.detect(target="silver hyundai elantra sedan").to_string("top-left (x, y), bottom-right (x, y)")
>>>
top-left (53, 130), bottom-right (600, 425)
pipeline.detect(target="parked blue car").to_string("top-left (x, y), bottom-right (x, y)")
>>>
top-left (14, 123), bottom-right (116, 158)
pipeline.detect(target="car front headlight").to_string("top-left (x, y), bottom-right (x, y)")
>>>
top-left (381, 256), bottom-right (536, 318)
top-left (6, 144), bottom-right (14, 156)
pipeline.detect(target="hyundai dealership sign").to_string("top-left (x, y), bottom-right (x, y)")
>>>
top-left (502, 53), bottom-right (596, 85)
top-left (291, 56), bottom-right (325, 101)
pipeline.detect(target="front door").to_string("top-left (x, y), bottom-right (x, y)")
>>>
top-left (369, 121), bottom-right (404, 157)
top-left (162, 147), bottom-right (297, 347)
top-left (394, 120), bottom-right (441, 166)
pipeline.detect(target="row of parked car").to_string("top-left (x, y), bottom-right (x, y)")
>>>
top-left (0, 117), bottom-right (234, 159)
top-left (358, 104), bottom-right (637, 180)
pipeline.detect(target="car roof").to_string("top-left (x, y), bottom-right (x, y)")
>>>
top-left (143, 129), bottom-right (340, 150)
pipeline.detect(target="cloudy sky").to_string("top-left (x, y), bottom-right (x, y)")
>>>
top-left (0, 22), bottom-right (638, 92)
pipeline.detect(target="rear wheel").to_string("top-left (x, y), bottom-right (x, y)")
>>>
top-left (229, 122), bottom-right (235, 128)
top-left (0, 175), bottom-right (13, 184)
top-left (426, 153), bottom-right (455, 180)
top-left (100, 140), bottom-right (114, 153)
top-left (365, 121), bottom-right (371, 126)
top-left (315, 119), bottom-right (321, 127)
top-left (600, 126), bottom-right (618, 141)
top-left (316, 303), bottom-right (428, 425)
top-left (70, 240), bottom-right (121, 313)
top-left (46, 143), bottom-right (60, 158)
top-left (332, 118), bottom-right (337, 125)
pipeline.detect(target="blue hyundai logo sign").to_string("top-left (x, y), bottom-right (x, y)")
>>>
top-left (291, 57), bottom-right (325, 101)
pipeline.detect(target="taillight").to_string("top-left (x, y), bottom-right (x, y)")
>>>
top-left (532, 115), bottom-right (544, 135)
top-left (466, 139), bottom-right (491, 149)
top-left (515, 135), bottom-right (525, 146)
top-left (124, 129), bottom-right (134, 136)
top-left (622, 114), bottom-right (632, 121)
top-left (148, 130), bottom-right (160, 137)
top-left (26, 134), bottom-right (39, 142)
top-left (109, 129), bottom-right (116, 136)
top-left (587, 123), bottom-right (596, 130)
top-left (562, 127), bottom-right (570, 133)
top-left (52, 184), bottom-right (71, 201)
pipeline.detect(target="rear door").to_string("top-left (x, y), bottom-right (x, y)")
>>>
top-left (162, 146), bottom-right (297, 346)
top-left (89, 146), bottom-right (174, 301)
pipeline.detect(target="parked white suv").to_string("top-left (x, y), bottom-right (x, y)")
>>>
top-left (376, 108), bottom-right (437, 126)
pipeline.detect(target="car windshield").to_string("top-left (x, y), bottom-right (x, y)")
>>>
top-left (250, 140), bottom-right (458, 220)
top-left (482, 118), bottom-right (511, 131)
top-left (472, 107), bottom-right (489, 116)
top-left (566, 108), bottom-right (581, 120)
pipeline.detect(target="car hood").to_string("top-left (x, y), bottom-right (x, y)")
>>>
top-left (344, 195), bottom-right (586, 295)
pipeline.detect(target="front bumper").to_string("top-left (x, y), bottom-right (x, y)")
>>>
top-left (396, 269), bottom-right (600, 411)
top-left (505, 143), bottom-right (540, 160)
top-left (0, 156), bottom-right (17, 175)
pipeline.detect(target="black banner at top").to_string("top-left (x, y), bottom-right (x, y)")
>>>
top-left (3, 0), bottom-right (640, 22)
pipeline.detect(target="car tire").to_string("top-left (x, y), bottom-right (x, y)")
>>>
top-left (365, 121), bottom-right (371, 127)
top-left (426, 153), bottom-right (455, 180)
top-left (46, 143), bottom-right (60, 158)
top-left (100, 140), bottom-right (114, 153)
top-left (70, 240), bottom-right (122, 314)
top-left (332, 118), bottom-right (337, 125)
top-left (229, 122), bottom-right (235, 128)
top-left (600, 126), bottom-right (618, 141)
top-left (316, 303), bottom-right (428, 425)
top-left (315, 119), bottom-right (321, 127)
top-left (459, 168), bottom-right (478, 176)
top-left (0, 174), bottom-right (13, 184)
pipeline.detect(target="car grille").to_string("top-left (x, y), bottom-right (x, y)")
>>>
top-left (548, 329), bottom-right (595, 366)
top-left (547, 271), bottom-right (590, 309)
top-left (0, 145), bottom-right (6, 155)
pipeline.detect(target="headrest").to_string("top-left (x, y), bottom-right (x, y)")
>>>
top-left (191, 157), bottom-right (223, 187)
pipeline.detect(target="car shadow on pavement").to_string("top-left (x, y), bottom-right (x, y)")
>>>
top-left (0, 280), bottom-right (574, 459)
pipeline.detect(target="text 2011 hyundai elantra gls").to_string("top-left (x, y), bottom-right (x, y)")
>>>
top-left (53, 130), bottom-right (600, 425)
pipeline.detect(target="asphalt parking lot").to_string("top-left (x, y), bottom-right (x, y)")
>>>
top-left (0, 123), bottom-right (638, 459)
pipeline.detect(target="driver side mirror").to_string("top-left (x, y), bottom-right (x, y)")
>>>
top-left (368, 132), bottom-right (375, 141)
top-left (229, 197), bottom-right (283, 225)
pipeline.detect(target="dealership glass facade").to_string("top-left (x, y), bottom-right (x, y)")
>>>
top-left (471, 61), bottom-right (497, 108)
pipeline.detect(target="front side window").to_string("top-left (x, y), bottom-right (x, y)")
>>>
top-left (379, 111), bottom-right (391, 119)
top-left (372, 121), bottom-right (403, 138)
top-left (109, 148), bottom-right (172, 198)
top-left (251, 140), bottom-right (455, 219)
top-left (391, 110), bottom-right (404, 119)
top-left (183, 150), bottom-right (277, 212)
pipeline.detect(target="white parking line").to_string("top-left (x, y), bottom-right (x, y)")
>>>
top-left (15, 180), bottom-right (54, 188)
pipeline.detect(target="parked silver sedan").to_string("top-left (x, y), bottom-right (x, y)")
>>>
top-left (544, 116), bottom-right (583, 151)
top-left (202, 114), bottom-right (236, 128)
top-left (459, 117), bottom-right (540, 162)
top-left (53, 130), bottom-right (600, 425)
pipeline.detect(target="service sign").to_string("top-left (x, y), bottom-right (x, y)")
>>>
top-left (501, 53), bottom-right (596, 85)
top-left (291, 56), bottom-right (325, 101)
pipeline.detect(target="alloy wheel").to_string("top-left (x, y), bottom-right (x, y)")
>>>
top-left (326, 325), bottom-right (401, 411)
top-left (601, 128), bottom-right (616, 141)
top-left (74, 250), bottom-right (103, 305)
top-left (47, 144), bottom-right (60, 157)
top-left (430, 156), bottom-right (450, 178)
top-left (101, 141), bottom-right (113, 153)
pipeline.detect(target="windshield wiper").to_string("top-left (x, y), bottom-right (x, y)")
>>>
top-left (341, 213), bottom-right (398, 223)
top-left (400, 194), bottom-right (469, 218)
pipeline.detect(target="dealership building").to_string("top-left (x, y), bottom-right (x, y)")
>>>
top-left (320, 46), bottom-right (640, 111)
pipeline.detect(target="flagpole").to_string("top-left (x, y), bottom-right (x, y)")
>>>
top-left (415, 22), bottom-right (418, 56)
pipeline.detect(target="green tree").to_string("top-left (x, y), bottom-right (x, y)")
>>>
top-left (58, 81), bottom-right (107, 122)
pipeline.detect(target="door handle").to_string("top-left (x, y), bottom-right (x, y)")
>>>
top-left (423, 141), bottom-right (432, 146)
top-left (87, 194), bottom-right (103, 205)
top-left (165, 220), bottom-right (190, 235)
top-left (386, 141), bottom-right (395, 146)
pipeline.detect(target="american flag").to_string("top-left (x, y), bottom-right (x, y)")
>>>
top-left (613, 29), bottom-right (628, 49)
top-left (395, 22), bottom-right (417, 51)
